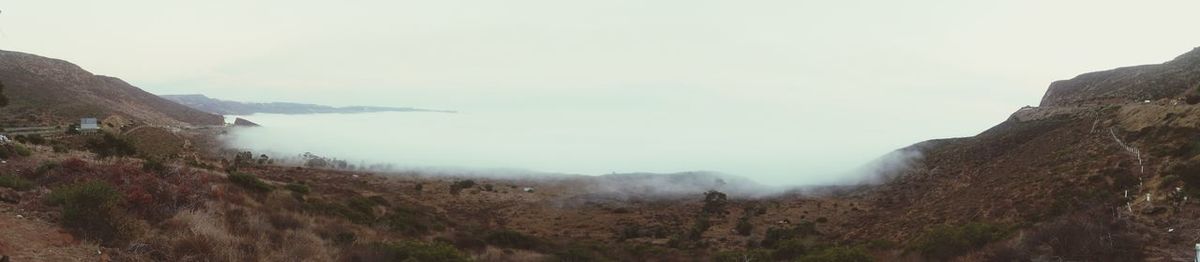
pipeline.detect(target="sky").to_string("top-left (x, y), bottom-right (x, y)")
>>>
top-left (2, 1), bottom-right (1200, 184)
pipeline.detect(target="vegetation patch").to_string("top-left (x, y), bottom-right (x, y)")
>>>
top-left (351, 241), bottom-right (470, 262)
top-left (713, 249), bottom-right (773, 262)
top-left (484, 229), bottom-right (544, 250)
top-left (86, 133), bottom-right (137, 158)
top-left (285, 183), bottom-right (311, 194)
top-left (228, 172), bottom-right (273, 192)
top-left (47, 180), bottom-right (142, 246)
top-left (0, 174), bottom-right (33, 191)
top-left (908, 222), bottom-right (1010, 260)
top-left (797, 246), bottom-right (873, 262)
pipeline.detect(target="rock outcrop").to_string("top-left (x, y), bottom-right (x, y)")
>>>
top-left (1040, 47), bottom-right (1200, 107)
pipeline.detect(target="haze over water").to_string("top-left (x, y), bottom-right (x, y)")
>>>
top-left (226, 110), bottom-right (918, 185)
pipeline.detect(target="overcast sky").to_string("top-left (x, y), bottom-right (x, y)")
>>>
top-left (2, 1), bottom-right (1200, 183)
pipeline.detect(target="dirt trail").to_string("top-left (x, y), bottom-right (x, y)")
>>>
top-left (0, 205), bottom-right (98, 261)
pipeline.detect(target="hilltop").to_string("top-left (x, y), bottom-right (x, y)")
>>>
top-left (161, 94), bottom-right (455, 115)
top-left (0, 50), bottom-right (223, 127)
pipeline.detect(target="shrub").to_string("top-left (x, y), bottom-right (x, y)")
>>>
top-left (549, 245), bottom-right (602, 262)
top-left (47, 180), bottom-right (141, 246)
top-left (762, 222), bottom-right (820, 248)
top-left (909, 222), bottom-right (1010, 260)
top-left (86, 133), bottom-right (137, 158)
top-left (687, 216), bottom-right (712, 240)
top-left (228, 172), bottom-right (273, 192)
top-left (359, 241), bottom-right (470, 262)
top-left (736, 217), bottom-right (753, 236)
top-left (713, 249), bottom-right (772, 262)
top-left (702, 190), bottom-right (728, 214)
top-left (13, 143), bottom-right (32, 157)
top-left (380, 207), bottom-right (434, 234)
top-left (35, 161), bottom-right (62, 175)
top-left (22, 134), bottom-right (47, 145)
top-left (449, 180), bottom-right (476, 194)
top-left (485, 229), bottom-right (543, 250)
top-left (52, 144), bottom-right (68, 153)
top-left (774, 238), bottom-right (821, 260)
top-left (285, 183), bottom-right (311, 194)
top-left (0, 174), bottom-right (33, 191)
top-left (798, 246), bottom-right (873, 262)
top-left (142, 158), bottom-right (169, 174)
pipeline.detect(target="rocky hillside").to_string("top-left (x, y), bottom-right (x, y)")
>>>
top-left (0, 50), bottom-right (223, 126)
top-left (160, 94), bottom-right (454, 115)
top-left (1041, 47), bottom-right (1200, 107)
top-left (831, 46), bottom-right (1200, 260)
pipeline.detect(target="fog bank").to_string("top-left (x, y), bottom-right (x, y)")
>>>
top-left (221, 112), bottom-right (927, 187)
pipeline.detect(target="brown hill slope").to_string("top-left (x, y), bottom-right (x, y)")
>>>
top-left (1041, 47), bottom-right (1200, 107)
top-left (836, 46), bottom-right (1200, 260)
top-left (0, 50), bottom-right (222, 126)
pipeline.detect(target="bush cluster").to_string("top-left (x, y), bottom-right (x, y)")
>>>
top-left (909, 222), bottom-right (1009, 260)
top-left (47, 180), bottom-right (142, 246)
top-left (449, 180), bottom-right (476, 194)
top-left (0, 174), bottom-right (33, 191)
top-left (484, 229), bottom-right (543, 250)
top-left (352, 241), bottom-right (470, 262)
top-left (228, 172), bottom-right (273, 192)
top-left (86, 133), bottom-right (137, 158)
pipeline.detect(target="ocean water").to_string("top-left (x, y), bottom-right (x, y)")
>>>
top-left (221, 111), bottom-right (916, 185)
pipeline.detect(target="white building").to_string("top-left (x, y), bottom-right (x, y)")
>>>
top-left (80, 118), bottom-right (100, 132)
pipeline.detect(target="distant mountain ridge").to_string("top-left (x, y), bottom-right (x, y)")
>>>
top-left (0, 50), bottom-right (223, 126)
top-left (160, 94), bottom-right (455, 115)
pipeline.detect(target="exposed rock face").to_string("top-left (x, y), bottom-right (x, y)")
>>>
top-left (1040, 47), bottom-right (1200, 107)
top-left (232, 118), bottom-right (260, 127)
top-left (0, 50), bottom-right (223, 126)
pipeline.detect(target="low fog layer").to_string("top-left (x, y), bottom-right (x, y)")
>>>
top-left (222, 112), bottom-right (926, 187)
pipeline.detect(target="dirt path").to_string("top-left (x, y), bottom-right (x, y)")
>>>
top-left (0, 205), bottom-right (99, 261)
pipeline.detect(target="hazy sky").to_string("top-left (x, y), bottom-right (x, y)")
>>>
top-left (2, 1), bottom-right (1200, 183)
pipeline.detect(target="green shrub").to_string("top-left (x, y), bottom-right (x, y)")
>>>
top-left (52, 144), bottom-right (69, 153)
top-left (306, 200), bottom-right (374, 224)
top-left (142, 158), bottom-right (169, 174)
top-left (368, 241), bottom-right (470, 262)
top-left (798, 246), bottom-right (873, 262)
top-left (35, 161), bottom-right (62, 175)
top-left (713, 249), bottom-right (772, 262)
top-left (0, 174), bottom-right (33, 191)
top-left (549, 245), bottom-right (603, 262)
top-left (285, 183), bottom-right (311, 194)
top-left (86, 133), bottom-right (136, 158)
top-left (13, 143), bottom-right (32, 157)
top-left (773, 238), bottom-right (827, 260)
top-left (227, 172), bottom-right (273, 192)
top-left (762, 222), bottom-right (819, 248)
top-left (909, 222), bottom-right (1010, 260)
top-left (485, 229), bottom-right (543, 250)
top-left (687, 216), bottom-right (711, 240)
top-left (449, 180), bottom-right (476, 194)
top-left (47, 180), bottom-right (141, 246)
top-left (380, 207), bottom-right (434, 234)
top-left (22, 134), bottom-right (47, 145)
top-left (736, 217), bottom-right (753, 236)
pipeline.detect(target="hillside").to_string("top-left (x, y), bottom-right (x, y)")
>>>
top-left (0, 50), bottom-right (223, 127)
top-left (160, 94), bottom-right (455, 115)
top-left (3, 47), bottom-right (1200, 262)
top-left (833, 46), bottom-right (1200, 260)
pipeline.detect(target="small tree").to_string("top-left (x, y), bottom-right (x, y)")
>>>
top-left (702, 190), bottom-right (728, 214)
